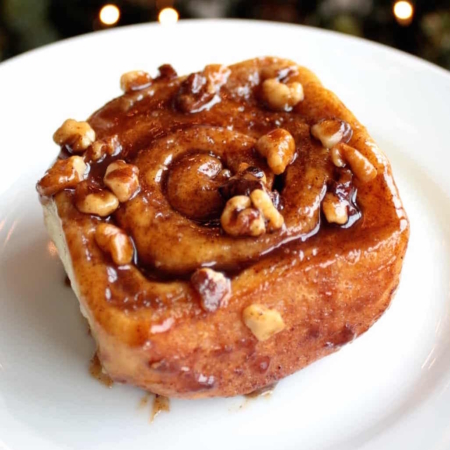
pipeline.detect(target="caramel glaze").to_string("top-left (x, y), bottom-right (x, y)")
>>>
top-left (47, 57), bottom-right (410, 398)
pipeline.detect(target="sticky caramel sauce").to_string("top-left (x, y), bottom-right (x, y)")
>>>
top-left (138, 393), bottom-right (170, 422)
top-left (150, 395), bottom-right (170, 422)
top-left (49, 60), bottom-right (383, 314)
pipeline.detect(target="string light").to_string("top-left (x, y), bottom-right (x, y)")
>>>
top-left (158, 7), bottom-right (179, 25)
top-left (393, 1), bottom-right (414, 26)
top-left (99, 4), bottom-right (121, 26)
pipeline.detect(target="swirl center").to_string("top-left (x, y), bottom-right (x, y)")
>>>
top-left (166, 152), bottom-right (229, 221)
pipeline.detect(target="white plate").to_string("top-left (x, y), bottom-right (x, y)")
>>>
top-left (1, 19), bottom-right (450, 450)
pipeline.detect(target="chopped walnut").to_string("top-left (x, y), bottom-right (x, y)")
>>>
top-left (36, 156), bottom-right (87, 196)
top-left (95, 223), bottom-right (134, 265)
top-left (75, 181), bottom-right (119, 217)
top-left (250, 189), bottom-right (284, 231)
top-left (322, 192), bottom-right (349, 225)
top-left (311, 118), bottom-right (353, 149)
top-left (219, 165), bottom-right (267, 200)
top-left (242, 304), bottom-right (285, 342)
top-left (332, 143), bottom-right (377, 183)
top-left (221, 196), bottom-right (266, 237)
top-left (104, 160), bottom-right (140, 202)
top-left (120, 71), bottom-right (152, 93)
top-left (157, 64), bottom-right (178, 80)
top-left (176, 64), bottom-right (230, 113)
top-left (86, 135), bottom-right (120, 162)
top-left (256, 128), bottom-right (296, 175)
top-left (261, 78), bottom-right (304, 111)
top-left (53, 119), bottom-right (96, 153)
top-left (191, 268), bottom-right (231, 312)
top-left (330, 146), bottom-right (345, 167)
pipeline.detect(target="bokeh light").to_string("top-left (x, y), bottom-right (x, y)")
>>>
top-left (99, 4), bottom-right (121, 26)
top-left (393, 1), bottom-right (414, 26)
top-left (158, 7), bottom-right (179, 25)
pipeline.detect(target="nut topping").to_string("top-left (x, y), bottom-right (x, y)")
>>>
top-left (86, 135), bottom-right (120, 162)
top-left (219, 165), bottom-right (267, 200)
top-left (332, 143), bottom-right (377, 183)
top-left (322, 192), bottom-right (349, 225)
top-left (311, 118), bottom-right (353, 149)
top-left (330, 146), bottom-right (345, 167)
top-left (104, 160), bottom-right (140, 202)
top-left (176, 65), bottom-right (230, 113)
top-left (157, 64), bottom-right (178, 80)
top-left (37, 156), bottom-right (87, 196)
top-left (261, 78), bottom-right (304, 111)
top-left (120, 70), bottom-right (152, 93)
top-left (250, 189), bottom-right (284, 231)
top-left (242, 304), bottom-right (285, 341)
top-left (221, 196), bottom-right (266, 237)
top-left (191, 268), bottom-right (231, 312)
top-left (256, 129), bottom-right (296, 175)
top-left (53, 119), bottom-right (96, 153)
top-left (75, 180), bottom-right (119, 217)
top-left (221, 188), bottom-right (283, 236)
top-left (95, 223), bottom-right (134, 265)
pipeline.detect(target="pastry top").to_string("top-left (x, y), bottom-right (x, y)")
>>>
top-left (37, 57), bottom-right (408, 345)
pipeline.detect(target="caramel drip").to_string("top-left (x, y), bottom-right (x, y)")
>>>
top-left (150, 395), bottom-right (170, 422)
top-left (89, 353), bottom-right (113, 388)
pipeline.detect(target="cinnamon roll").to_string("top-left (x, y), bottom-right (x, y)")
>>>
top-left (37, 57), bottom-right (409, 398)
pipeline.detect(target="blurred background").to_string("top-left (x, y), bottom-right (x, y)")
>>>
top-left (1, 0), bottom-right (450, 69)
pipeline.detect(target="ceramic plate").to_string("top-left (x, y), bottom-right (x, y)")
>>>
top-left (1, 19), bottom-right (450, 450)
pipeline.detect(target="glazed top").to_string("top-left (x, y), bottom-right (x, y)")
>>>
top-left (37, 57), bottom-right (402, 314)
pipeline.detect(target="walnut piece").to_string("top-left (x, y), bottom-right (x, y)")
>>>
top-left (176, 64), bottom-right (230, 113)
top-left (104, 160), bottom-right (140, 202)
top-left (330, 146), bottom-right (345, 167)
top-left (322, 192), bottom-right (349, 225)
top-left (95, 223), bottom-right (134, 265)
top-left (191, 268), bottom-right (231, 312)
top-left (53, 119), bottom-right (96, 153)
top-left (256, 128), bottom-right (296, 175)
top-left (311, 118), bottom-right (353, 149)
top-left (219, 165), bottom-right (267, 200)
top-left (75, 181), bottom-right (119, 217)
top-left (120, 71), bottom-right (152, 93)
top-left (250, 189), bottom-right (284, 230)
top-left (261, 78), bottom-right (304, 111)
top-left (36, 156), bottom-right (87, 196)
top-left (157, 64), bottom-right (178, 80)
top-left (220, 196), bottom-right (266, 237)
top-left (332, 143), bottom-right (377, 183)
top-left (242, 304), bottom-right (285, 341)
top-left (86, 135), bottom-right (120, 162)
